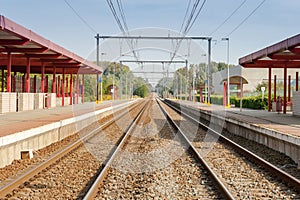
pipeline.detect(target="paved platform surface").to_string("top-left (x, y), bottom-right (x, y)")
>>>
top-left (0, 100), bottom-right (130, 137)
top-left (177, 100), bottom-right (300, 138)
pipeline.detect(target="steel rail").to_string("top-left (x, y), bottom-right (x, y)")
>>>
top-left (156, 98), bottom-right (235, 200)
top-left (83, 99), bottom-right (152, 199)
top-left (163, 99), bottom-right (300, 191)
top-left (0, 100), bottom-right (145, 197)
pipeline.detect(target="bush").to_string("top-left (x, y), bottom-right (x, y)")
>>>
top-left (196, 94), bottom-right (268, 110)
top-left (210, 95), bottom-right (223, 105)
top-left (234, 96), bottom-right (267, 109)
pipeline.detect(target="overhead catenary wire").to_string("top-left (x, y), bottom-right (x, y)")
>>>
top-left (106, 0), bottom-right (139, 61)
top-left (170, 0), bottom-right (207, 64)
top-left (63, 0), bottom-right (97, 34)
top-left (116, 0), bottom-right (128, 31)
top-left (185, 0), bottom-right (207, 34)
top-left (209, 0), bottom-right (248, 36)
top-left (225, 0), bottom-right (267, 37)
top-left (180, 0), bottom-right (192, 33)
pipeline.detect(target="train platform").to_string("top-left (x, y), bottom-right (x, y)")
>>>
top-left (0, 100), bottom-right (130, 137)
top-left (178, 100), bottom-right (300, 138)
top-left (0, 100), bottom-right (135, 167)
top-left (169, 99), bottom-right (300, 164)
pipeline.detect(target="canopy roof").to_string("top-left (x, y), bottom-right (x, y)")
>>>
top-left (239, 34), bottom-right (300, 69)
top-left (221, 76), bottom-right (248, 85)
top-left (0, 15), bottom-right (102, 74)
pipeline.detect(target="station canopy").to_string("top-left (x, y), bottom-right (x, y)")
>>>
top-left (221, 76), bottom-right (248, 85)
top-left (239, 34), bottom-right (300, 68)
top-left (0, 15), bottom-right (102, 74)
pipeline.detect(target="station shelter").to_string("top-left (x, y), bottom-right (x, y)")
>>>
top-left (221, 76), bottom-right (248, 106)
top-left (197, 83), bottom-right (213, 103)
top-left (0, 15), bottom-right (102, 114)
top-left (239, 34), bottom-right (300, 114)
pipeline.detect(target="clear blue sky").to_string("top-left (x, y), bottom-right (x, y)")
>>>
top-left (1, 0), bottom-right (299, 65)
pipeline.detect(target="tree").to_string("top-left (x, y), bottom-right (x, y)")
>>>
top-left (256, 81), bottom-right (269, 93)
top-left (133, 77), bottom-right (150, 98)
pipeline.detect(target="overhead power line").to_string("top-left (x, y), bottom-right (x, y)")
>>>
top-left (185, 0), bottom-right (207, 34)
top-left (225, 0), bottom-right (267, 37)
top-left (181, 0), bottom-right (207, 35)
top-left (180, 0), bottom-right (192, 33)
top-left (105, 0), bottom-right (139, 61)
top-left (63, 0), bottom-right (97, 34)
top-left (209, 0), bottom-right (248, 36)
top-left (171, 0), bottom-right (207, 64)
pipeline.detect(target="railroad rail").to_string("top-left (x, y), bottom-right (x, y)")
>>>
top-left (0, 99), bottom-right (146, 198)
top-left (83, 98), bottom-right (152, 199)
top-left (156, 98), bottom-right (235, 200)
top-left (161, 98), bottom-right (300, 198)
top-left (84, 97), bottom-right (233, 199)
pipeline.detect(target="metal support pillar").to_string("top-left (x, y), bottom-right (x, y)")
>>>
top-left (70, 73), bottom-right (73, 105)
top-left (288, 75), bottom-right (291, 102)
top-left (180, 73), bottom-right (182, 100)
top-left (25, 57), bottom-right (30, 93)
top-left (33, 75), bottom-right (37, 93)
top-left (96, 33), bottom-right (99, 102)
top-left (82, 74), bottom-right (84, 104)
top-left (7, 52), bottom-right (12, 92)
top-left (296, 72), bottom-right (299, 91)
top-left (62, 69), bottom-right (65, 106)
top-left (76, 75), bottom-right (79, 104)
top-left (41, 63), bottom-right (45, 93)
top-left (207, 38), bottom-right (212, 105)
top-left (57, 76), bottom-right (61, 97)
top-left (100, 73), bottom-right (103, 101)
top-left (45, 75), bottom-right (48, 93)
top-left (113, 63), bottom-right (116, 101)
top-left (185, 60), bottom-right (188, 101)
top-left (283, 67), bottom-right (287, 114)
top-left (1, 68), bottom-right (4, 92)
top-left (52, 66), bottom-right (56, 93)
top-left (240, 77), bottom-right (243, 112)
top-left (274, 75), bottom-right (277, 104)
top-left (12, 73), bottom-right (16, 92)
top-left (125, 74), bottom-right (128, 99)
top-left (22, 74), bottom-right (25, 92)
top-left (120, 61), bottom-right (122, 100)
top-left (268, 67), bottom-right (272, 112)
top-left (162, 63), bottom-right (165, 97)
top-left (66, 77), bottom-right (69, 97)
top-left (223, 81), bottom-right (227, 106)
top-left (192, 66), bottom-right (195, 102)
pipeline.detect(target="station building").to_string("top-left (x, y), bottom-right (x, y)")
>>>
top-left (212, 65), bottom-right (299, 97)
top-left (0, 15), bottom-right (102, 114)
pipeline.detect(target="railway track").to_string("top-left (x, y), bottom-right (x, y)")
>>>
top-left (0, 99), bottom-right (146, 199)
top-left (160, 98), bottom-right (300, 199)
top-left (2, 96), bottom-right (299, 199)
top-left (83, 97), bottom-right (231, 199)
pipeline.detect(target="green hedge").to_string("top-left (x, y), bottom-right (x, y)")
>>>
top-left (233, 96), bottom-right (267, 110)
top-left (196, 95), bottom-right (268, 110)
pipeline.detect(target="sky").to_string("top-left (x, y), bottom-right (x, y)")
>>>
top-left (1, 0), bottom-right (300, 66)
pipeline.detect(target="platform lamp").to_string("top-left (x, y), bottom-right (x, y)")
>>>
top-left (222, 37), bottom-right (230, 108)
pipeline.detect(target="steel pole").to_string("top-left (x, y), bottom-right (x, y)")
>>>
top-left (120, 61), bottom-right (122, 100)
top-left (96, 33), bottom-right (99, 103)
top-left (186, 60), bottom-right (188, 101)
top-left (192, 66), bottom-right (195, 102)
top-left (113, 62), bottom-right (116, 101)
top-left (207, 38), bottom-right (212, 105)
top-left (227, 39), bottom-right (230, 107)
